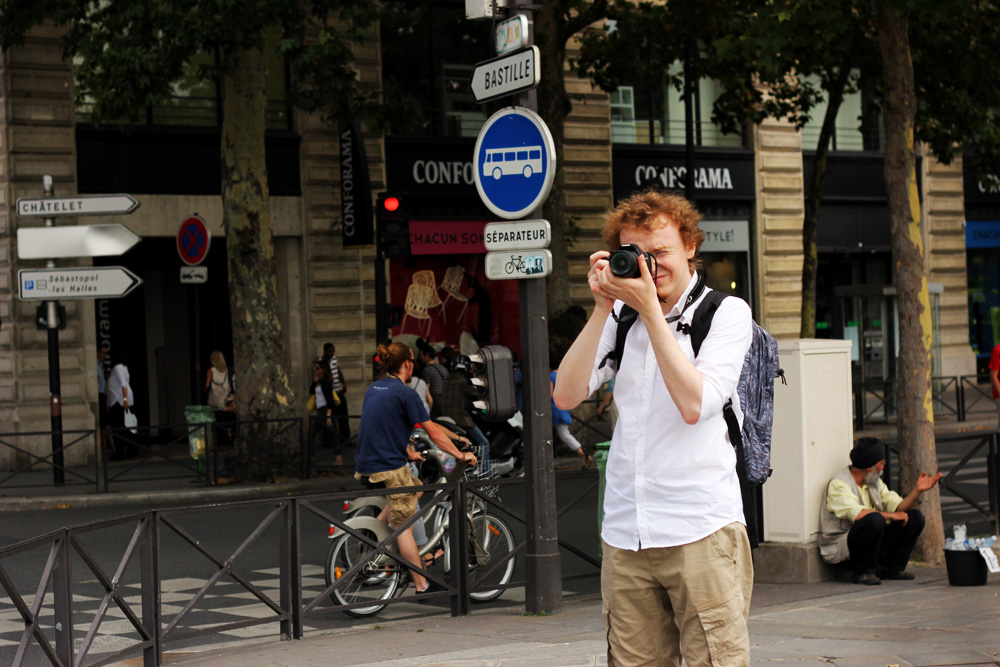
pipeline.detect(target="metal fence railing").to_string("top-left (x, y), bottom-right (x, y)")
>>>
top-left (882, 431), bottom-right (1000, 535)
top-left (0, 414), bottom-right (364, 493)
top-left (853, 374), bottom-right (999, 430)
top-left (0, 430), bottom-right (100, 493)
top-left (0, 470), bottom-right (600, 666)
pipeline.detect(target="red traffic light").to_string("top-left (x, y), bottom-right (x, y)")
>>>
top-left (383, 196), bottom-right (400, 212)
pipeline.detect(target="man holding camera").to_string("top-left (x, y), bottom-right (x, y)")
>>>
top-left (554, 191), bottom-right (753, 667)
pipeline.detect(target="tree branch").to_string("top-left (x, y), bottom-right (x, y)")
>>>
top-left (564, 0), bottom-right (610, 40)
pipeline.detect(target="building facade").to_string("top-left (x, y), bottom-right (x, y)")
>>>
top-left (0, 8), bottom-right (978, 470)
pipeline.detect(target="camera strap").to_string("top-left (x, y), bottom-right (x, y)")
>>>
top-left (665, 271), bottom-right (706, 332)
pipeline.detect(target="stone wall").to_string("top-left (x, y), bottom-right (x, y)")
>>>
top-left (922, 153), bottom-right (976, 377)
top-left (298, 26), bottom-right (384, 424)
top-left (564, 35), bottom-right (615, 308)
top-left (0, 26), bottom-right (96, 469)
top-left (752, 118), bottom-right (805, 337)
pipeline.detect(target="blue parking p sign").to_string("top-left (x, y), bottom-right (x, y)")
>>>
top-left (473, 107), bottom-right (556, 220)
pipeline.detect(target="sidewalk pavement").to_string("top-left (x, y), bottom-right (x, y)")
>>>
top-left (3, 416), bottom-right (999, 665)
top-left (153, 565), bottom-right (1000, 667)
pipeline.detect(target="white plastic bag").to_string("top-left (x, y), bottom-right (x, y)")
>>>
top-left (124, 408), bottom-right (138, 435)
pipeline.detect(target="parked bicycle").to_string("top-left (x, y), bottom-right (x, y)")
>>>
top-left (324, 430), bottom-right (516, 617)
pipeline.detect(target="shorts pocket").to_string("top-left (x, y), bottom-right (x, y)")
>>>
top-left (708, 523), bottom-right (742, 562)
top-left (694, 587), bottom-right (749, 666)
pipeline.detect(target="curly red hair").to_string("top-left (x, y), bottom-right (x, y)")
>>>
top-left (602, 190), bottom-right (705, 270)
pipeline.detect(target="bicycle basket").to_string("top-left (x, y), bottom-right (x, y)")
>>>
top-left (464, 443), bottom-right (499, 497)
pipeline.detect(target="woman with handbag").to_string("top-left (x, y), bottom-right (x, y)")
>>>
top-left (205, 351), bottom-right (237, 447)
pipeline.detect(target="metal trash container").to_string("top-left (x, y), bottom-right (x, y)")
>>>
top-left (594, 441), bottom-right (611, 537)
top-left (184, 405), bottom-right (215, 460)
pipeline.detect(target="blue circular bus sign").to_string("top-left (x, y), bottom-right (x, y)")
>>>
top-left (473, 107), bottom-right (556, 220)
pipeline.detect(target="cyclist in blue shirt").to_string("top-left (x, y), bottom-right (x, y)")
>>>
top-left (355, 341), bottom-right (477, 594)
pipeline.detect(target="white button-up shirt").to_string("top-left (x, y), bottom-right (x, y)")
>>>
top-left (589, 272), bottom-right (752, 550)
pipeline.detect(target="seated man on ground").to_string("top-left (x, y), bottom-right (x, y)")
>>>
top-left (819, 436), bottom-right (942, 585)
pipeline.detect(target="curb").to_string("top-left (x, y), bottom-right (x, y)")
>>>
top-left (0, 476), bottom-right (356, 511)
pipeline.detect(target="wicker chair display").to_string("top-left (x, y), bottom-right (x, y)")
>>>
top-left (411, 269), bottom-right (445, 321)
top-left (440, 265), bottom-right (470, 322)
top-left (400, 283), bottom-right (435, 336)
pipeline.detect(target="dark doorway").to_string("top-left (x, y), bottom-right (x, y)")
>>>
top-left (95, 237), bottom-right (232, 431)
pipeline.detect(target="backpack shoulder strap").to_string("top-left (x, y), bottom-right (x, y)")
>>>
top-left (689, 290), bottom-right (728, 358)
top-left (599, 305), bottom-right (638, 370)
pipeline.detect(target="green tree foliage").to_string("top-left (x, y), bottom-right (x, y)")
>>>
top-left (578, 0), bottom-right (880, 339)
top-left (0, 0), bottom-right (381, 479)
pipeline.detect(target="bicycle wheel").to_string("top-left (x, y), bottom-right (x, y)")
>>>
top-left (468, 514), bottom-right (516, 602)
top-left (325, 528), bottom-right (400, 617)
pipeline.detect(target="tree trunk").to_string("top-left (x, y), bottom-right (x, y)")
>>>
top-left (536, 4), bottom-right (572, 319)
top-left (800, 66), bottom-right (851, 338)
top-left (221, 46), bottom-right (297, 480)
top-left (871, 0), bottom-right (943, 564)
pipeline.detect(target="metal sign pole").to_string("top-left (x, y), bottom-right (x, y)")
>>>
top-left (42, 175), bottom-right (65, 485)
top-left (515, 4), bottom-right (562, 616)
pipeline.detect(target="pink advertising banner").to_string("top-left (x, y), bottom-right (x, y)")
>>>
top-left (409, 220), bottom-right (488, 255)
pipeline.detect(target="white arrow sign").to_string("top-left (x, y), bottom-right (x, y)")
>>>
top-left (485, 249), bottom-right (552, 281)
top-left (470, 46), bottom-right (540, 103)
top-left (18, 267), bottom-right (143, 301)
top-left (17, 224), bottom-right (141, 260)
top-left (16, 193), bottom-right (140, 218)
top-left (484, 219), bottom-right (551, 251)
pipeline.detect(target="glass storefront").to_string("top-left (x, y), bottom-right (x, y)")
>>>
top-left (966, 221), bottom-right (1000, 363)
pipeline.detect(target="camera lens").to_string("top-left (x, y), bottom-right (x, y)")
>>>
top-left (609, 250), bottom-right (638, 278)
top-left (608, 251), bottom-right (637, 278)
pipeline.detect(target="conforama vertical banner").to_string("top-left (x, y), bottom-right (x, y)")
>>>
top-left (340, 117), bottom-right (374, 248)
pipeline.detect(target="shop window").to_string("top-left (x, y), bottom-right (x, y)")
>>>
top-left (800, 74), bottom-right (882, 152)
top-left (967, 243), bottom-right (1000, 360)
top-left (74, 30), bottom-right (299, 195)
top-left (382, 1), bottom-right (493, 139)
top-left (610, 62), bottom-right (743, 148)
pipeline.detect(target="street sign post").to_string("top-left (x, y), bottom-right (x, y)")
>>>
top-left (469, 46), bottom-right (540, 103)
top-left (18, 267), bottom-right (143, 301)
top-left (484, 219), bottom-right (551, 251)
top-left (17, 178), bottom-right (143, 487)
top-left (485, 249), bottom-right (552, 280)
top-left (16, 224), bottom-right (141, 259)
top-left (16, 193), bottom-right (140, 218)
top-left (473, 107), bottom-right (556, 220)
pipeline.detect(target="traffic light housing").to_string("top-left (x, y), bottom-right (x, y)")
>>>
top-left (468, 345), bottom-right (517, 422)
top-left (376, 193), bottom-right (410, 258)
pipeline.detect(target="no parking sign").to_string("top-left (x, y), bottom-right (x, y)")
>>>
top-left (177, 215), bottom-right (210, 266)
top-left (473, 107), bottom-right (556, 220)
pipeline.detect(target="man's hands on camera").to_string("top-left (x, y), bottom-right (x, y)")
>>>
top-left (589, 248), bottom-right (660, 318)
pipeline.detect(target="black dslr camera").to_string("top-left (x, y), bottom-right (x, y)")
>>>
top-left (608, 244), bottom-right (654, 279)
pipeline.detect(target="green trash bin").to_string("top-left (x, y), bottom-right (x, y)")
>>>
top-left (594, 441), bottom-right (611, 537)
top-left (185, 406), bottom-right (215, 461)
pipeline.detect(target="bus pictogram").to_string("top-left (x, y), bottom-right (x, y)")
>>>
top-left (483, 146), bottom-right (543, 180)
